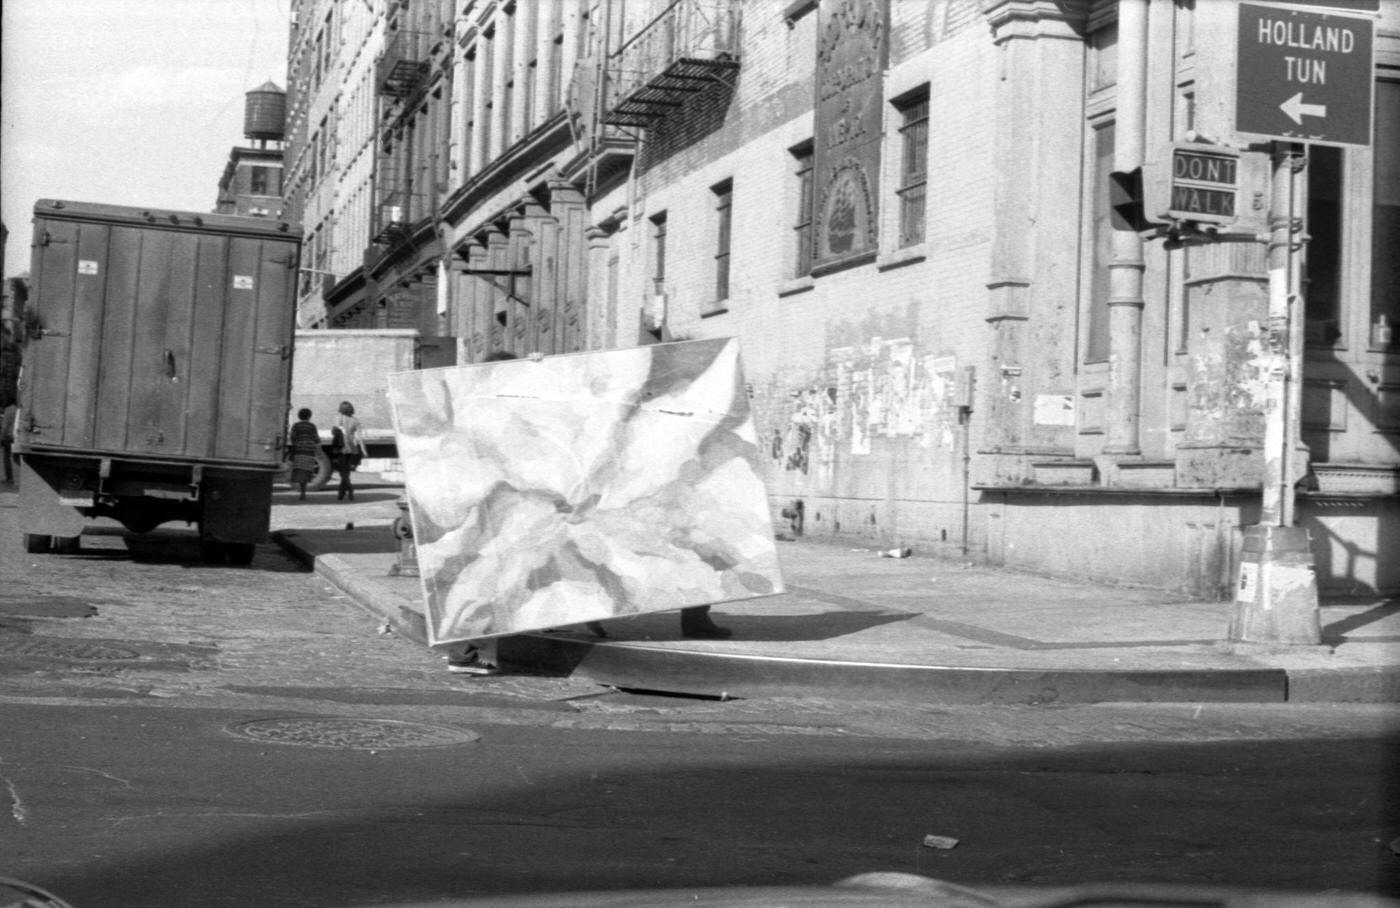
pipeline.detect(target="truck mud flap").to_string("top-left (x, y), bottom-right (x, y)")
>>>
top-left (17, 458), bottom-right (87, 540)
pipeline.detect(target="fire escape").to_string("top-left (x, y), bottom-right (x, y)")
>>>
top-left (372, 24), bottom-right (430, 246)
top-left (603, 0), bottom-right (741, 129)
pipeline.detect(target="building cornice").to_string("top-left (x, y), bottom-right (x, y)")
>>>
top-left (980, 0), bottom-right (1091, 44)
top-left (439, 114), bottom-right (576, 226)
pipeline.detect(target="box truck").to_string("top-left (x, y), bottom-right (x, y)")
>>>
top-left (13, 200), bottom-right (301, 563)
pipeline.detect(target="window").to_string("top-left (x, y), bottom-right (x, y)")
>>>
top-left (319, 8), bottom-right (334, 79)
top-left (481, 28), bottom-right (495, 157)
top-left (1305, 145), bottom-right (1344, 347)
top-left (894, 91), bottom-right (929, 248)
top-left (300, 229), bottom-right (317, 296)
top-left (250, 166), bottom-right (270, 195)
top-left (548, 35), bottom-right (563, 110)
top-left (461, 48), bottom-right (476, 176)
top-left (713, 180), bottom-right (733, 302)
top-left (1085, 121), bottom-right (1115, 364)
top-left (651, 212), bottom-right (668, 292)
top-left (1371, 80), bottom-right (1399, 349)
top-left (317, 116), bottom-right (330, 183)
top-left (792, 143), bottom-right (814, 277)
top-left (308, 129), bottom-right (319, 185)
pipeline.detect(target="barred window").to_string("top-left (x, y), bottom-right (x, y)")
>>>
top-left (792, 143), bottom-right (814, 277)
top-left (714, 180), bottom-right (733, 301)
top-left (895, 93), bottom-right (929, 248)
top-left (651, 212), bottom-right (668, 291)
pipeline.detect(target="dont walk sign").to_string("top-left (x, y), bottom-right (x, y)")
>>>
top-left (1236, 3), bottom-right (1374, 146)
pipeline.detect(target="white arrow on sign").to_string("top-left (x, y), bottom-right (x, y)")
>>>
top-left (1280, 92), bottom-right (1327, 125)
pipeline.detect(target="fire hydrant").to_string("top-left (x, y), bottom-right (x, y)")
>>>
top-left (388, 496), bottom-right (419, 577)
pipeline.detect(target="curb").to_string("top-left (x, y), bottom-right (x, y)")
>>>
top-left (499, 634), bottom-right (1290, 705)
top-left (272, 531), bottom-right (429, 645)
top-left (270, 532), bottom-right (1399, 705)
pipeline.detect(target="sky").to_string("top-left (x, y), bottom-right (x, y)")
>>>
top-left (1, 0), bottom-right (292, 278)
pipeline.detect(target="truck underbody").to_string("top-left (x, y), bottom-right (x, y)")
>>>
top-left (18, 449), bottom-right (276, 564)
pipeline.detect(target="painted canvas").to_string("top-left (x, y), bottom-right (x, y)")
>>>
top-left (387, 338), bottom-right (784, 646)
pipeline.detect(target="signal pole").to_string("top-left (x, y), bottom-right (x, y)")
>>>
top-left (1228, 141), bottom-right (1321, 645)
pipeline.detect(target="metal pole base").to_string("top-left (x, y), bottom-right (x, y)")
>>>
top-left (388, 496), bottom-right (419, 578)
top-left (1229, 525), bottom-right (1321, 645)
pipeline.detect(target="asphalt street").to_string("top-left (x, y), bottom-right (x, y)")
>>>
top-left (1, 483), bottom-right (1397, 907)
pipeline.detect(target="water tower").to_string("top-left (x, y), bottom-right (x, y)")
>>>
top-left (243, 81), bottom-right (286, 148)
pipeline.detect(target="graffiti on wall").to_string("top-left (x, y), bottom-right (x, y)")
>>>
top-left (766, 337), bottom-right (962, 483)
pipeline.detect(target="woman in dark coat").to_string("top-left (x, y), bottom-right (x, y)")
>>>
top-left (288, 408), bottom-right (320, 500)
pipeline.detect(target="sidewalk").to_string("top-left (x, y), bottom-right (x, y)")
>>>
top-left (269, 480), bottom-right (1400, 705)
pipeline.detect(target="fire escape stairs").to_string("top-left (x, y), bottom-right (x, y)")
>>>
top-left (604, 57), bottom-right (740, 128)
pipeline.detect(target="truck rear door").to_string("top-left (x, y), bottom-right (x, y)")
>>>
top-left (23, 201), bottom-right (300, 466)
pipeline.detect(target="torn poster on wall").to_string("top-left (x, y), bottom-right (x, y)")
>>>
top-left (387, 338), bottom-right (785, 646)
top-left (768, 338), bottom-right (963, 482)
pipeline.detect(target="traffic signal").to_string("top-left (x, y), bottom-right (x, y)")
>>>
top-left (1109, 168), bottom-right (1150, 232)
top-left (1141, 144), bottom-right (1271, 236)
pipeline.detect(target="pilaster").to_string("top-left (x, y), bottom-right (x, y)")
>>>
top-left (979, 0), bottom-right (1090, 482)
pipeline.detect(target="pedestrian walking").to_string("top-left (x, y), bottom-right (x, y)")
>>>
top-left (2, 397), bottom-right (17, 485)
top-left (288, 408), bottom-right (320, 500)
top-left (332, 400), bottom-right (367, 501)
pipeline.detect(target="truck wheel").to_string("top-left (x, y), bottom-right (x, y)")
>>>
top-left (118, 512), bottom-right (164, 535)
top-left (308, 449), bottom-right (334, 492)
top-left (224, 542), bottom-right (256, 566)
top-left (52, 536), bottom-right (81, 555)
top-left (24, 533), bottom-right (51, 554)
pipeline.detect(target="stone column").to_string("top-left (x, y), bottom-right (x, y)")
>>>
top-left (511, 0), bottom-right (536, 144)
top-left (980, 0), bottom-right (1091, 484)
top-left (506, 210), bottom-right (534, 352)
top-left (461, 241), bottom-right (491, 361)
top-left (449, 35), bottom-right (470, 192)
top-left (484, 227), bottom-right (511, 352)
top-left (469, 39), bottom-right (490, 175)
top-left (489, 12), bottom-right (513, 160)
top-left (525, 200), bottom-right (561, 355)
top-left (1104, 0), bottom-right (1148, 458)
top-left (550, 180), bottom-right (589, 353)
top-left (585, 225), bottom-right (612, 351)
top-left (560, 0), bottom-right (583, 94)
top-left (533, 1), bottom-right (560, 123)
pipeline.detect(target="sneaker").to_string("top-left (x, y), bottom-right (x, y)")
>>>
top-left (446, 651), bottom-right (499, 675)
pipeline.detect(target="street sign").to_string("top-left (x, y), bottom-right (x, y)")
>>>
top-left (1252, 0), bottom-right (1378, 10)
top-left (1236, 3), bottom-right (1374, 146)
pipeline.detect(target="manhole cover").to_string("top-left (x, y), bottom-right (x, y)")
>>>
top-left (0, 636), bottom-right (139, 661)
top-left (227, 717), bottom-right (480, 749)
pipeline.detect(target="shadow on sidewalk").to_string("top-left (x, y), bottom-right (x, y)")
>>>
top-left (275, 527), bottom-right (398, 555)
top-left (581, 606), bottom-right (914, 644)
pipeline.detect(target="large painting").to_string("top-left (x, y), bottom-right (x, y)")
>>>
top-left (388, 338), bottom-right (784, 646)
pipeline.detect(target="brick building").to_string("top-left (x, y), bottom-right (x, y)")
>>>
top-left (283, 0), bottom-right (1399, 598)
top-left (215, 146), bottom-right (286, 218)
